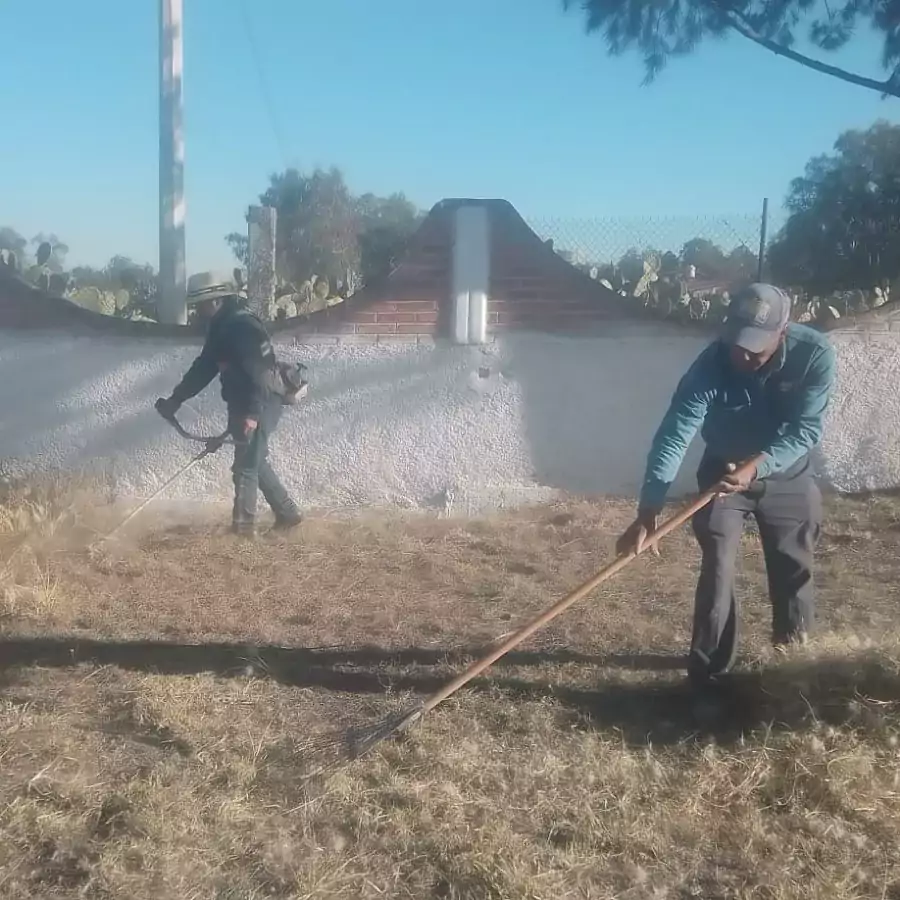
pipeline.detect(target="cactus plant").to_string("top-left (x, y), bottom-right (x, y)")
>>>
top-left (48, 272), bottom-right (71, 295)
top-left (70, 287), bottom-right (117, 316)
top-left (272, 297), bottom-right (298, 320)
top-left (36, 242), bottom-right (52, 267)
top-left (313, 276), bottom-right (330, 302)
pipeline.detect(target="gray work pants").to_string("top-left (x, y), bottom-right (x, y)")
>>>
top-left (689, 456), bottom-right (823, 678)
top-left (228, 392), bottom-right (299, 529)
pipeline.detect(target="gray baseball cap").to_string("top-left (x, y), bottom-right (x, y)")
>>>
top-left (722, 283), bottom-right (791, 353)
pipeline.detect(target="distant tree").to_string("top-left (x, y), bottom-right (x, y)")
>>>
top-left (562, 0), bottom-right (900, 98)
top-left (224, 232), bottom-right (249, 268)
top-left (68, 265), bottom-right (104, 286)
top-left (30, 233), bottom-right (68, 272)
top-left (726, 245), bottom-right (758, 282)
top-left (615, 247), bottom-right (646, 285)
top-left (767, 120), bottom-right (900, 292)
top-left (226, 168), bottom-right (421, 291)
top-left (263, 167), bottom-right (360, 288)
top-left (355, 191), bottom-right (422, 286)
top-left (659, 250), bottom-right (681, 276)
top-left (70, 255), bottom-right (159, 319)
top-left (70, 256), bottom-right (153, 290)
top-left (594, 262), bottom-right (623, 290)
top-left (106, 254), bottom-right (154, 283)
top-left (681, 237), bottom-right (727, 279)
top-left (0, 228), bottom-right (27, 271)
top-left (0, 229), bottom-right (75, 282)
top-left (0, 227), bottom-right (27, 259)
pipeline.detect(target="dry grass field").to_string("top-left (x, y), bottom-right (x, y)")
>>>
top-left (0, 480), bottom-right (899, 899)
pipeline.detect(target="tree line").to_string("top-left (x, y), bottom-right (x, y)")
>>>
top-left (0, 169), bottom-right (422, 322)
top-left (4, 119), bottom-right (900, 320)
top-left (6, 1), bottom-right (900, 320)
top-left (224, 167), bottom-right (423, 319)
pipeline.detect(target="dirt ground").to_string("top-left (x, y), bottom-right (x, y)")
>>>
top-left (1, 484), bottom-right (900, 899)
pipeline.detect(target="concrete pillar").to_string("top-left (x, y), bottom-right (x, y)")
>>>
top-left (158, 0), bottom-right (187, 325)
top-left (247, 205), bottom-right (277, 319)
top-left (451, 204), bottom-right (490, 345)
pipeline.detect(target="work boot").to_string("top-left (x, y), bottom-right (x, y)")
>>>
top-left (773, 630), bottom-right (808, 653)
top-left (687, 649), bottom-right (713, 689)
top-left (272, 511), bottom-right (303, 532)
top-left (231, 520), bottom-right (257, 540)
top-left (686, 648), bottom-right (731, 690)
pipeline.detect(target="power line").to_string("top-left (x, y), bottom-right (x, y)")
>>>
top-left (236, 0), bottom-right (292, 167)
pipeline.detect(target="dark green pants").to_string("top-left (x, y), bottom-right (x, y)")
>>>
top-left (689, 456), bottom-right (823, 679)
top-left (228, 394), bottom-right (299, 530)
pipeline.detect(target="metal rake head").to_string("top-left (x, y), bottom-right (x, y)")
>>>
top-left (295, 704), bottom-right (425, 778)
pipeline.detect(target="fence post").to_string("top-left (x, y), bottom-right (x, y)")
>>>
top-left (247, 205), bottom-right (277, 319)
top-left (757, 197), bottom-right (769, 282)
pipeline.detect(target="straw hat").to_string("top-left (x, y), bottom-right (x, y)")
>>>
top-left (186, 270), bottom-right (242, 305)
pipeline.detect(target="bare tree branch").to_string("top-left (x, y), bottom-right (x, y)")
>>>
top-left (564, 0), bottom-right (900, 98)
top-left (721, 4), bottom-right (900, 98)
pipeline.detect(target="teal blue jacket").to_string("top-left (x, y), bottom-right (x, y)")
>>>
top-left (638, 323), bottom-right (837, 511)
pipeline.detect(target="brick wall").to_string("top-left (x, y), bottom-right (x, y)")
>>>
top-left (0, 199), bottom-right (630, 342)
top-left (284, 203), bottom-right (451, 343)
top-left (4, 197), bottom-right (900, 342)
top-left (0, 201), bottom-right (452, 343)
top-left (486, 200), bottom-right (634, 334)
top-left (281, 298), bottom-right (442, 345)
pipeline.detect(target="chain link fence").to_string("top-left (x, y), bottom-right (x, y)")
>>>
top-left (524, 212), bottom-right (766, 276)
top-left (521, 208), bottom-right (784, 323)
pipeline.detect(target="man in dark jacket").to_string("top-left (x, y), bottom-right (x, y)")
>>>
top-left (616, 283), bottom-right (837, 687)
top-left (156, 272), bottom-right (304, 537)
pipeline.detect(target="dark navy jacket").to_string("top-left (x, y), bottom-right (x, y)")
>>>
top-left (170, 297), bottom-right (278, 418)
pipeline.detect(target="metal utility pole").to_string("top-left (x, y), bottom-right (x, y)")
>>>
top-left (158, 0), bottom-right (187, 324)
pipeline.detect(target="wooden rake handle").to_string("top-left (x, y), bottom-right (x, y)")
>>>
top-left (419, 490), bottom-right (717, 716)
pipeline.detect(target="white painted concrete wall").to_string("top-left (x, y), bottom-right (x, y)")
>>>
top-left (0, 326), bottom-right (895, 515)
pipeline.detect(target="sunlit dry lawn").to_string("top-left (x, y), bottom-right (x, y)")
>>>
top-left (1, 481), bottom-right (899, 899)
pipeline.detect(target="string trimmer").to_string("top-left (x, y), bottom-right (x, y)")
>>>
top-left (297, 488), bottom-right (717, 777)
top-left (98, 361), bottom-right (310, 545)
top-left (96, 402), bottom-right (231, 544)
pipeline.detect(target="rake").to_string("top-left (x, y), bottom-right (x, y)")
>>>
top-left (297, 488), bottom-right (717, 776)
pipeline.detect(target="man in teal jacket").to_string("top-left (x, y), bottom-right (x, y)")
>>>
top-left (616, 283), bottom-right (837, 686)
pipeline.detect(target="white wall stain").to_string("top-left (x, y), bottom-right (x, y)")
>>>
top-left (0, 327), bottom-right (893, 514)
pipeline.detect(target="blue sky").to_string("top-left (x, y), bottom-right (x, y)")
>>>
top-left (2, 0), bottom-right (898, 271)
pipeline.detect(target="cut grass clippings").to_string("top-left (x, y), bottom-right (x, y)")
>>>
top-left (0, 485), bottom-right (899, 898)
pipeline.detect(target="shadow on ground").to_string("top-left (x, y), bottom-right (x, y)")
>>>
top-left (0, 636), bottom-right (897, 748)
top-left (0, 636), bottom-right (683, 680)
